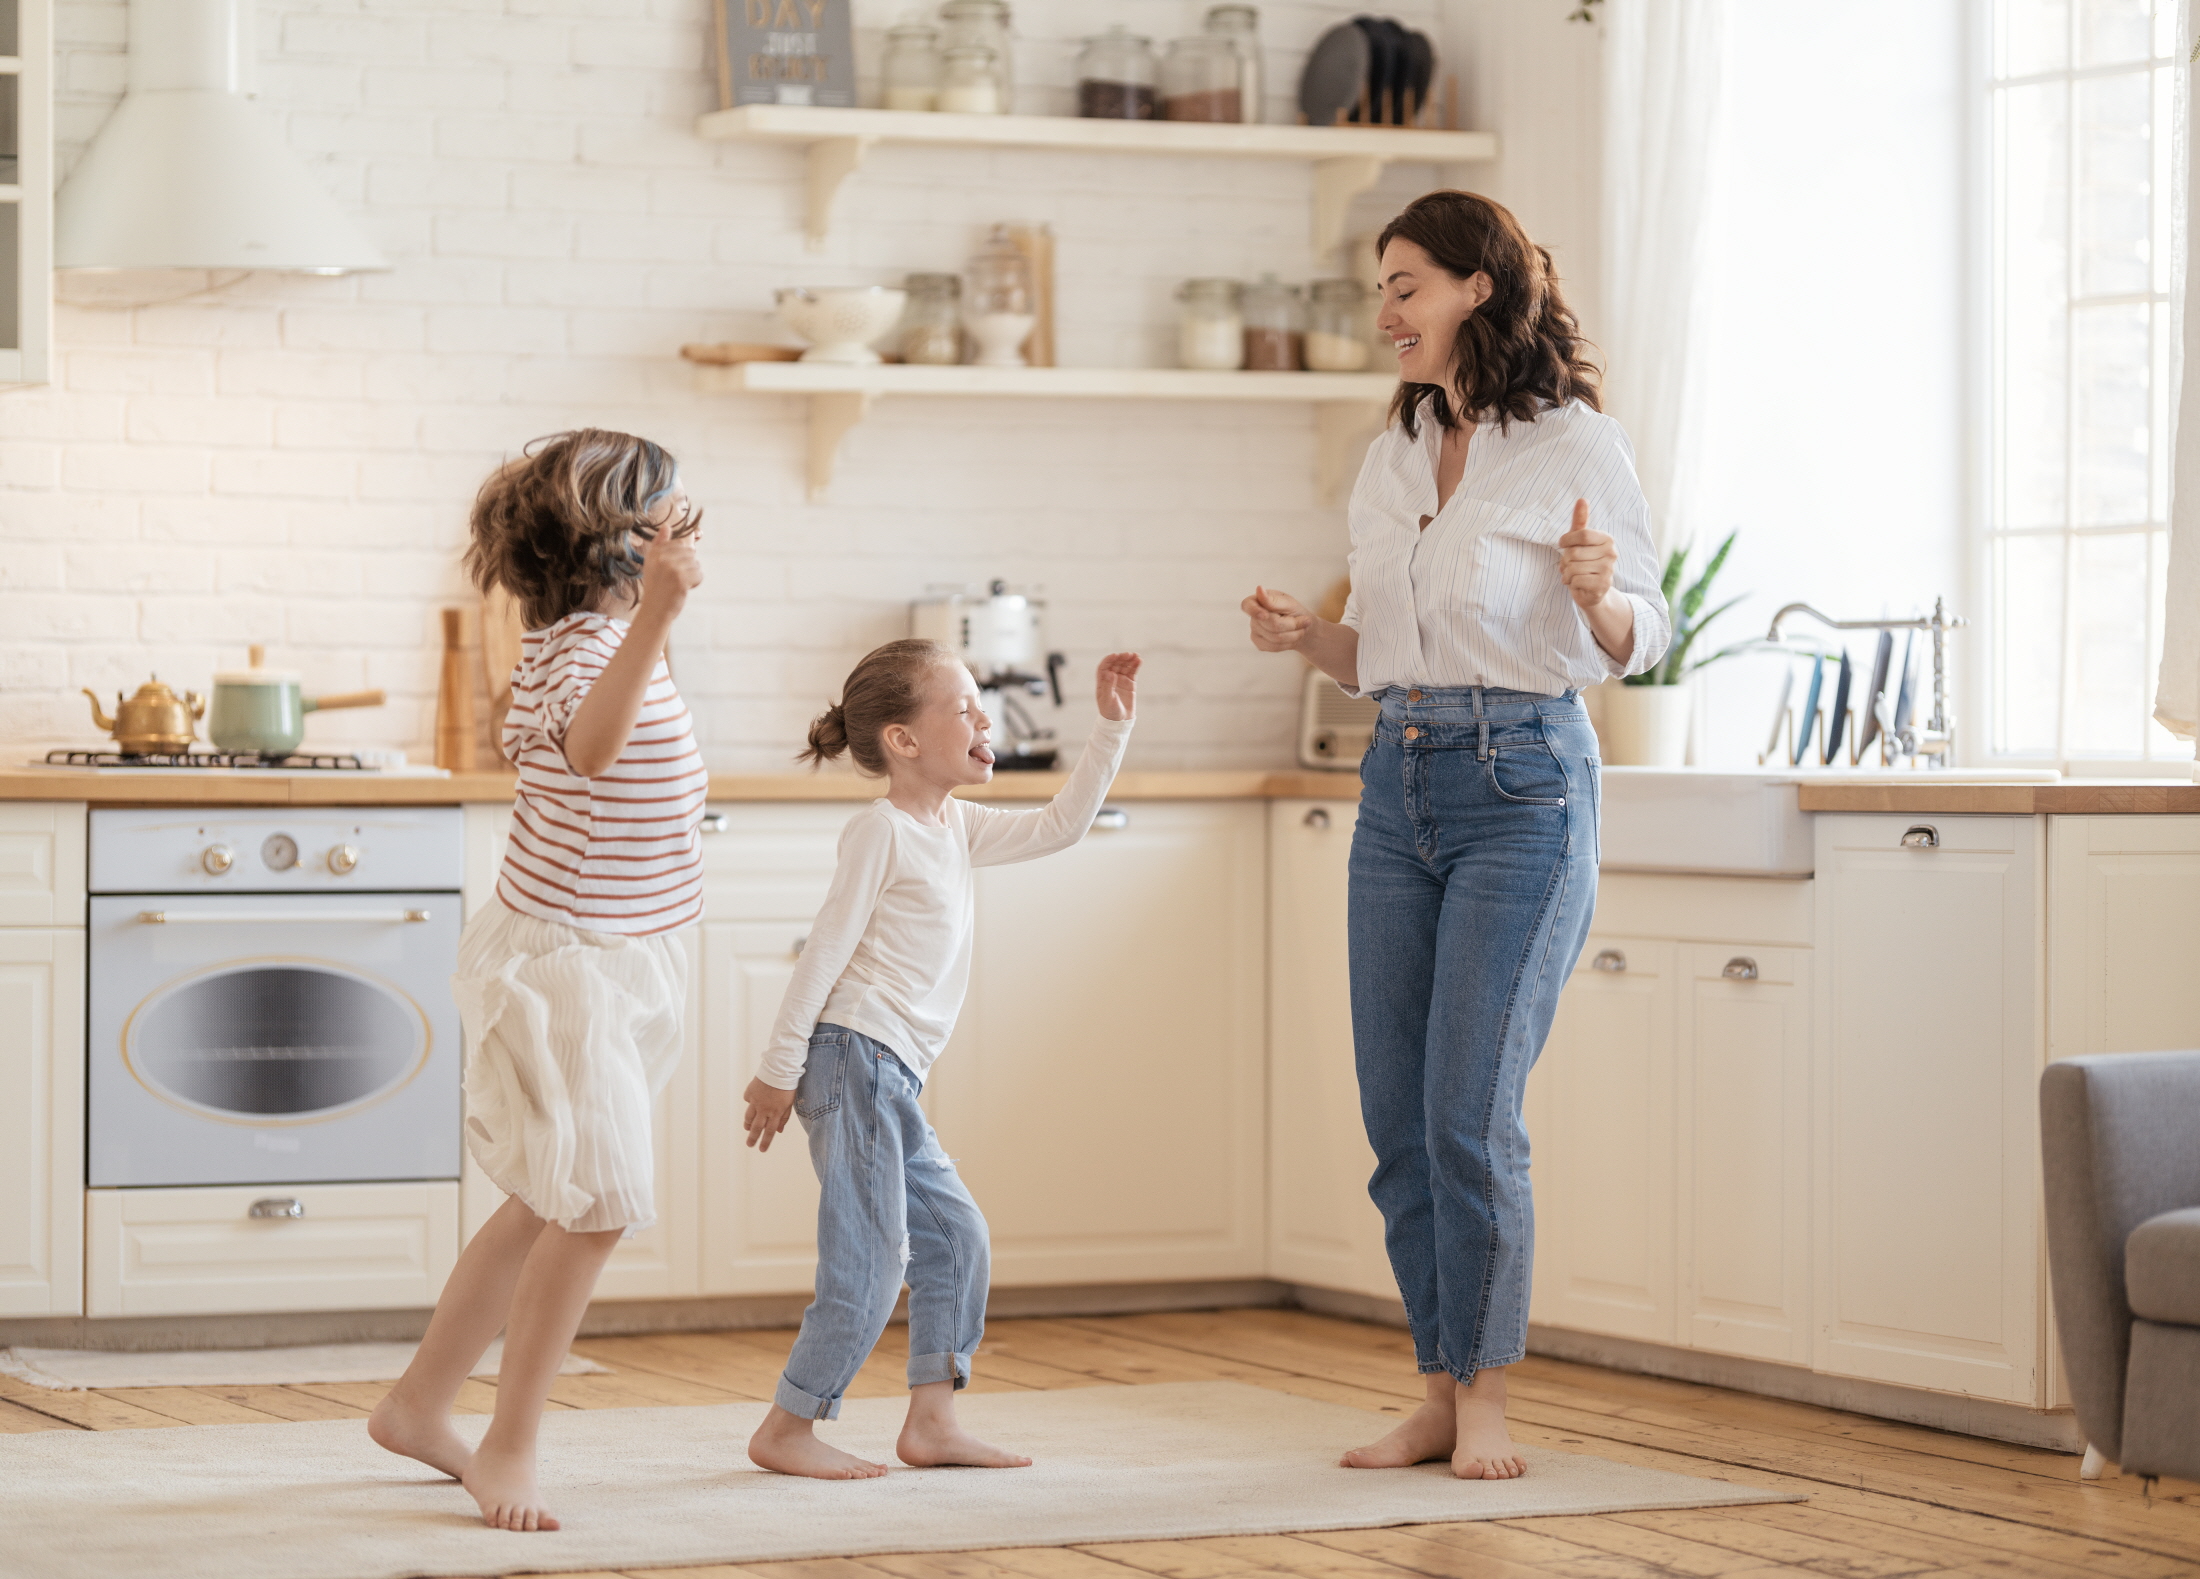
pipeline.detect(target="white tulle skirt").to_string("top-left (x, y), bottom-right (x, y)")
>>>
top-left (451, 899), bottom-right (689, 1234)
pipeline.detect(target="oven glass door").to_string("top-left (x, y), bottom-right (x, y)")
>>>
top-left (88, 894), bottom-right (463, 1187)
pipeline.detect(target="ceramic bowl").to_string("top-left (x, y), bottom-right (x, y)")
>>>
top-left (774, 287), bottom-right (909, 364)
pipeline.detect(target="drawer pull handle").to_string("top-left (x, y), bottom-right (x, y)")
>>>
top-left (249, 1198), bottom-right (304, 1221)
top-left (1900, 824), bottom-right (1939, 849)
top-left (137, 910), bottom-right (430, 925)
top-left (1591, 948), bottom-right (1627, 974)
top-left (1722, 956), bottom-right (1759, 981)
top-left (700, 814), bottom-right (730, 834)
top-left (1092, 808), bottom-right (1130, 832)
top-left (1304, 807), bottom-right (1332, 829)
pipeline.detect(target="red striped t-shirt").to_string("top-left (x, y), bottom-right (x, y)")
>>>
top-left (495, 612), bottom-right (706, 936)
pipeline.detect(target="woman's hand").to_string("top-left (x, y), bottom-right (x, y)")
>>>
top-left (743, 1077), bottom-right (795, 1152)
top-left (1095, 651), bottom-right (1141, 722)
top-left (1558, 498), bottom-right (1638, 665)
top-left (1242, 585), bottom-right (1314, 651)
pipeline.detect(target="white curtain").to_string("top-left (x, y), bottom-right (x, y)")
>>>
top-left (2155, 23), bottom-right (2198, 741)
top-left (1600, 0), bottom-right (1730, 556)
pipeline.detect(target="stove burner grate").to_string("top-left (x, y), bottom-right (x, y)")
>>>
top-left (48, 749), bottom-right (370, 771)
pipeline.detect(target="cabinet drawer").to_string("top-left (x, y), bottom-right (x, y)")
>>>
top-left (700, 804), bottom-right (854, 921)
top-left (0, 803), bottom-right (87, 928)
top-left (86, 1182), bottom-right (459, 1317)
top-left (1818, 813), bottom-right (2024, 855)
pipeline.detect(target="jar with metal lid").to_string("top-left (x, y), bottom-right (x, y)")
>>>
top-left (1077, 25), bottom-right (1157, 120)
top-left (1241, 274), bottom-right (1303, 371)
top-left (1176, 278), bottom-right (1245, 370)
top-left (938, 44), bottom-right (1004, 114)
top-left (899, 273), bottom-right (962, 364)
top-left (880, 23), bottom-right (942, 112)
top-left (939, 0), bottom-right (1013, 112)
top-left (1201, 4), bottom-right (1262, 124)
top-left (1304, 278), bottom-right (1371, 371)
top-left (1159, 34), bottom-right (1242, 122)
top-left (965, 225), bottom-right (1035, 366)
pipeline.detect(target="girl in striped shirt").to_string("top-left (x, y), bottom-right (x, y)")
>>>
top-left (370, 429), bottom-right (705, 1533)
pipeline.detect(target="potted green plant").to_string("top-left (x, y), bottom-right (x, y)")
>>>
top-left (1598, 530), bottom-right (1746, 766)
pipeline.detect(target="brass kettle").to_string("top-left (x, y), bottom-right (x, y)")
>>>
top-left (84, 677), bottom-right (207, 755)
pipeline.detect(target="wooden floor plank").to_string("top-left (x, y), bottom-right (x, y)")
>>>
top-left (89, 1385), bottom-right (297, 1426)
top-left (0, 1394), bottom-right (82, 1433)
top-left (0, 1373), bottom-right (198, 1429)
top-left (1078, 1532), bottom-right (1431, 1579)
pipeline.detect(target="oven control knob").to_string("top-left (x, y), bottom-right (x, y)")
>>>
top-left (327, 844), bottom-right (360, 876)
top-left (201, 844), bottom-right (234, 876)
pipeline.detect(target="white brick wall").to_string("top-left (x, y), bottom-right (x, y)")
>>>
top-left (3, 0), bottom-right (1589, 771)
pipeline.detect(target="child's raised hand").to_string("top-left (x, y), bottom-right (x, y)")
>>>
top-left (743, 1076), bottom-right (796, 1151)
top-left (637, 524), bottom-right (705, 623)
top-left (1095, 652), bottom-right (1141, 722)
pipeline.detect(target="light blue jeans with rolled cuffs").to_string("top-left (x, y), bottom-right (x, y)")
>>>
top-left (1349, 685), bottom-right (1600, 1385)
top-left (774, 1024), bottom-right (989, 1421)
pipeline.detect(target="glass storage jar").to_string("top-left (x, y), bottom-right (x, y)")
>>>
top-left (880, 23), bottom-right (942, 112)
top-left (938, 44), bottom-right (1004, 113)
top-left (965, 225), bottom-right (1035, 366)
top-left (899, 273), bottom-right (963, 364)
top-left (1304, 278), bottom-right (1371, 371)
top-left (1159, 35), bottom-right (1242, 122)
top-left (1077, 25), bottom-right (1158, 120)
top-left (1241, 275), bottom-right (1303, 370)
top-left (1201, 4), bottom-right (1262, 124)
top-left (1176, 278), bottom-right (1245, 370)
top-left (938, 0), bottom-right (1013, 112)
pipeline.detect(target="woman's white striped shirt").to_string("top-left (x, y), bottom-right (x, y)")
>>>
top-left (1342, 396), bottom-right (1671, 697)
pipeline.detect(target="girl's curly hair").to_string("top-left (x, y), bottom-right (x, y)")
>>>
top-left (1377, 190), bottom-right (1602, 438)
top-left (465, 429), bottom-right (694, 630)
top-left (799, 639), bottom-right (960, 777)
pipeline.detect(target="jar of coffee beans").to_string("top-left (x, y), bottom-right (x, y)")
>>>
top-left (1077, 26), bottom-right (1158, 119)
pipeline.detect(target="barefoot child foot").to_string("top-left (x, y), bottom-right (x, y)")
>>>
top-left (747, 1407), bottom-right (890, 1480)
top-left (897, 1379), bottom-right (1031, 1468)
top-left (1451, 1366), bottom-right (1525, 1480)
top-left (1340, 1372), bottom-right (1456, 1469)
top-left (367, 1385), bottom-right (478, 1481)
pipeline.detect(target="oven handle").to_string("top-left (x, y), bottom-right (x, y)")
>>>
top-left (136, 909), bottom-right (434, 925)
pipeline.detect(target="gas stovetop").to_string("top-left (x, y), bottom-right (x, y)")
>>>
top-left (44, 749), bottom-right (374, 771)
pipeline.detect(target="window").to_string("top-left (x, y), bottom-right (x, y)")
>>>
top-left (1988, 0), bottom-right (2182, 761)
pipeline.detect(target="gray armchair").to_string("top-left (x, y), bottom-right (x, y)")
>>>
top-left (2040, 1050), bottom-right (2200, 1482)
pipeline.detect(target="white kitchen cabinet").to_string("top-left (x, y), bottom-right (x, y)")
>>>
top-left (0, 801), bottom-right (85, 927)
top-left (2047, 816), bottom-right (2200, 1059)
top-left (1677, 941), bottom-right (1811, 1364)
top-left (0, 928), bottom-right (84, 1316)
top-left (1529, 935), bottom-right (1678, 1342)
top-left (1267, 798), bottom-right (1395, 1302)
top-left (0, 0), bottom-right (53, 386)
top-left (1812, 813), bottom-right (2045, 1402)
top-left (926, 800), bottom-right (1268, 1286)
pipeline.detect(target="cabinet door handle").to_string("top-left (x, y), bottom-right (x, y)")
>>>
top-left (1722, 956), bottom-right (1759, 981)
top-left (1092, 807), bottom-right (1130, 831)
top-left (249, 1198), bottom-right (304, 1220)
top-left (699, 814), bottom-right (731, 834)
top-left (1900, 824), bottom-right (1939, 849)
top-left (1303, 807), bottom-right (1331, 829)
top-left (1591, 948), bottom-right (1627, 974)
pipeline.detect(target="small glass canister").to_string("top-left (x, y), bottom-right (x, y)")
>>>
top-left (938, 44), bottom-right (1004, 113)
top-left (1241, 275), bottom-right (1303, 370)
top-left (880, 24), bottom-right (942, 112)
top-left (1201, 4), bottom-right (1262, 124)
top-left (1304, 278), bottom-right (1371, 371)
top-left (939, 0), bottom-right (1014, 111)
top-left (965, 224), bottom-right (1036, 366)
top-left (1160, 35), bottom-right (1242, 122)
top-left (1177, 278), bottom-right (1245, 370)
top-left (900, 273), bottom-right (962, 364)
top-left (1077, 25), bottom-right (1158, 120)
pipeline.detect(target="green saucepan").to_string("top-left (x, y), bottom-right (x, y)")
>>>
top-left (208, 646), bottom-right (386, 757)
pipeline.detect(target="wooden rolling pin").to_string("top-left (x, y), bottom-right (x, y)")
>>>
top-left (437, 606), bottom-right (478, 772)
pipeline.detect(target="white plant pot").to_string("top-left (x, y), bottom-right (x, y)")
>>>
top-left (1598, 683), bottom-right (1692, 767)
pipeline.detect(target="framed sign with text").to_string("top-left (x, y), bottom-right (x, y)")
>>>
top-left (712, 0), bottom-right (856, 110)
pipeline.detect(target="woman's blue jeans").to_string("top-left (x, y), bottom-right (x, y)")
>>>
top-left (1348, 684), bottom-right (1600, 1383)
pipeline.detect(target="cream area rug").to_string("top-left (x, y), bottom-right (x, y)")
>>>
top-left (0, 1339), bottom-right (607, 1391)
top-left (0, 1380), bottom-right (1797, 1579)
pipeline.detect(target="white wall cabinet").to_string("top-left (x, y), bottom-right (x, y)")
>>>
top-left (1813, 814), bottom-right (2044, 1402)
top-left (0, 0), bottom-right (53, 386)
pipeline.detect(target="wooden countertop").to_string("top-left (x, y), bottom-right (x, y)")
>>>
top-left (1798, 780), bottom-right (2200, 814)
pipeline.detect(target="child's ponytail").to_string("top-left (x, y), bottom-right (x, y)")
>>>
top-left (797, 639), bottom-right (959, 777)
top-left (800, 703), bottom-right (852, 767)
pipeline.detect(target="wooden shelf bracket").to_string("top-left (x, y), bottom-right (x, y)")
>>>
top-left (806, 389), bottom-right (875, 501)
top-left (1312, 155), bottom-right (1386, 260)
top-left (806, 136), bottom-right (874, 251)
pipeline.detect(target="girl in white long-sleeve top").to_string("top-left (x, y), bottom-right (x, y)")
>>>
top-left (741, 638), bottom-right (1141, 1480)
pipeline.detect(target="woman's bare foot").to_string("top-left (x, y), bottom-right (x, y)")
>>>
top-left (1340, 1394), bottom-right (1456, 1468)
top-left (748, 1407), bottom-right (889, 1481)
top-left (1452, 1367), bottom-right (1525, 1480)
top-left (897, 1417), bottom-right (1032, 1468)
top-left (462, 1437), bottom-right (559, 1531)
top-left (366, 1388), bottom-right (474, 1481)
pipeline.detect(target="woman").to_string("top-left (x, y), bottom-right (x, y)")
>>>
top-left (1243, 191), bottom-right (1669, 1479)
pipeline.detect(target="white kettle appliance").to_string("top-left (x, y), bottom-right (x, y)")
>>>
top-left (910, 580), bottom-right (1068, 771)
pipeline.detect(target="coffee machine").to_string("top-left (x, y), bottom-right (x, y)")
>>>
top-left (910, 580), bottom-right (1067, 770)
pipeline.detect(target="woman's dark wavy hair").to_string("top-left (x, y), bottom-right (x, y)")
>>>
top-left (464, 428), bottom-right (694, 630)
top-left (800, 639), bottom-right (960, 777)
top-left (1378, 191), bottom-right (1601, 438)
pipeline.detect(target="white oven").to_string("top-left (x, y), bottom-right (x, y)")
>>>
top-left (87, 808), bottom-right (464, 1188)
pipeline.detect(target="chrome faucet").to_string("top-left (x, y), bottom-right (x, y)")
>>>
top-left (1764, 598), bottom-right (1967, 769)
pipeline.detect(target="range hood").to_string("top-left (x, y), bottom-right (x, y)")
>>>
top-left (55, 0), bottom-right (387, 274)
